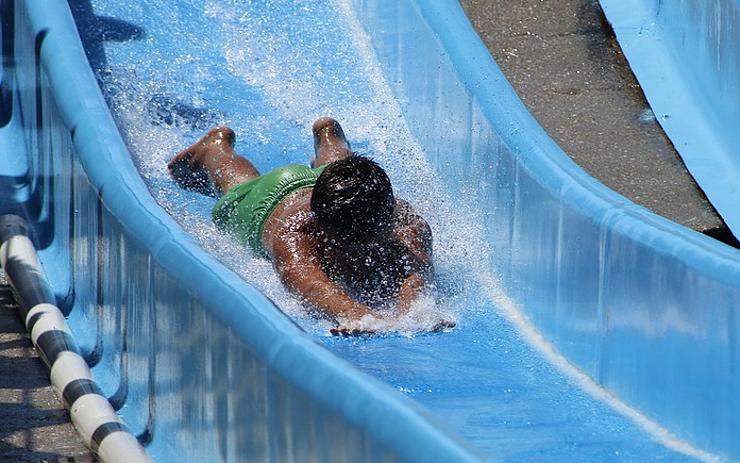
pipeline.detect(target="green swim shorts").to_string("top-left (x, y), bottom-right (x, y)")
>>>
top-left (212, 164), bottom-right (326, 255)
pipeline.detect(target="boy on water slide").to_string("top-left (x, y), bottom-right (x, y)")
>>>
top-left (168, 117), bottom-right (452, 335)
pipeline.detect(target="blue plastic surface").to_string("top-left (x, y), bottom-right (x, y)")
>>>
top-left (3, 0), bottom-right (740, 461)
top-left (599, 0), bottom-right (740, 240)
top-left (1, 1), bottom-right (481, 462)
top-left (337, 1), bottom-right (740, 460)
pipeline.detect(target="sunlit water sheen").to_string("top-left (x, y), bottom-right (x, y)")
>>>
top-left (91, 0), bottom-right (473, 335)
top-left (76, 0), bottom-right (707, 460)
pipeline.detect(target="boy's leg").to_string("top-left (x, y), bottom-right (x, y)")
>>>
top-left (311, 117), bottom-right (353, 168)
top-left (168, 127), bottom-right (260, 195)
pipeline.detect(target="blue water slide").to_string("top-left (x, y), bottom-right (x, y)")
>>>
top-left (2, 0), bottom-right (740, 461)
top-left (599, 0), bottom-right (740, 240)
top-left (2, 2), bottom-right (480, 461)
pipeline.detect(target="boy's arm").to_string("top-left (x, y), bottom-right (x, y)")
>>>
top-left (270, 225), bottom-right (373, 322)
top-left (396, 273), bottom-right (427, 313)
top-left (392, 199), bottom-right (433, 269)
top-left (393, 199), bottom-right (434, 312)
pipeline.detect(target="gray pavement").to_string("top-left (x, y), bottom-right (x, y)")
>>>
top-left (460, 0), bottom-right (733, 243)
top-left (0, 272), bottom-right (94, 462)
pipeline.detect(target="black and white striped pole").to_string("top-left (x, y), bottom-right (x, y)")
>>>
top-left (0, 215), bottom-right (152, 463)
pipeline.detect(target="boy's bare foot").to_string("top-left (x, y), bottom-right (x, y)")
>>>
top-left (168, 127), bottom-right (235, 196)
top-left (168, 126), bottom-right (235, 171)
top-left (312, 117), bottom-right (352, 167)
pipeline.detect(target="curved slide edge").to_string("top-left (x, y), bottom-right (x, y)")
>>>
top-left (353, 0), bottom-right (740, 460)
top-left (7, 1), bottom-right (484, 462)
top-left (598, 0), bottom-right (740, 240)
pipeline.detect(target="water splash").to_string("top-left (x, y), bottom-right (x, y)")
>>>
top-left (95, 0), bottom-right (482, 336)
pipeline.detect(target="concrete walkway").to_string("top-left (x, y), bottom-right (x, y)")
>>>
top-left (0, 273), bottom-right (94, 462)
top-left (460, 0), bottom-right (733, 244)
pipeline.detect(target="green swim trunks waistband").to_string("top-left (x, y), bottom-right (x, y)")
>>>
top-left (212, 164), bottom-right (326, 255)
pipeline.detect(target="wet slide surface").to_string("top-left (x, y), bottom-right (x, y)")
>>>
top-left (71, 0), bottom-right (701, 460)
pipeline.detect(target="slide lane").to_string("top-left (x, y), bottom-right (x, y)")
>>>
top-left (3, 1), bottom-right (480, 462)
top-left (3, 0), bottom-right (740, 461)
top-left (73, 0), bottom-right (730, 460)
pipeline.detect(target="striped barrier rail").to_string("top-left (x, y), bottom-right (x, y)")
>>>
top-left (0, 214), bottom-right (151, 463)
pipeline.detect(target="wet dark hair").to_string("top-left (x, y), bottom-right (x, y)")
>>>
top-left (311, 155), bottom-right (395, 237)
top-left (328, 240), bottom-right (416, 305)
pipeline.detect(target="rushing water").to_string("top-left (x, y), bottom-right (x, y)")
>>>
top-left (77, 0), bottom-right (473, 335)
top-left (73, 0), bottom-right (705, 460)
